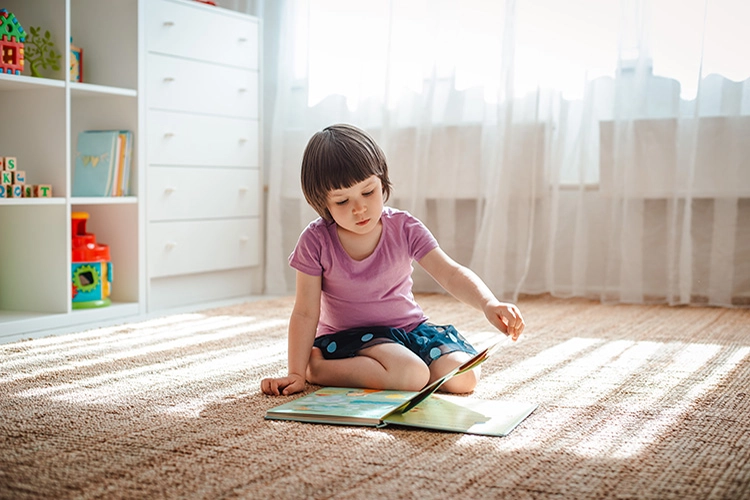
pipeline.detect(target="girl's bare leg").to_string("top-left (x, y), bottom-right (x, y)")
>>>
top-left (307, 343), bottom-right (430, 391)
top-left (427, 351), bottom-right (480, 394)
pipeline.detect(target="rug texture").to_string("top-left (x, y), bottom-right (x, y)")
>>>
top-left (1, 293), bottom-right (749, 499)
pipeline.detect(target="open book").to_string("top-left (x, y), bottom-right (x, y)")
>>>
top-left (265, 341), bottom-right (537, 437)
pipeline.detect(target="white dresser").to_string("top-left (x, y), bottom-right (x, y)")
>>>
top-left (144, 0), bottom-right (263, 311)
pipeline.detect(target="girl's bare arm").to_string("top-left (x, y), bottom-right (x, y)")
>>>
top-left (418, 247), bottom-right (525, 340)
top-left (260, 271), bottom-right (322, 395)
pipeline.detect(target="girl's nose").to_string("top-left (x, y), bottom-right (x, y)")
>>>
top-left (352, 200), bottom-right (366, 214)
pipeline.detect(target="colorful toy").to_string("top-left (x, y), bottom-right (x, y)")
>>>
top-left (34, 184), bottom-right (52, 197)
top-left (71, 212), bottom-right (112, 308)
top-left (0, 156), bottom-right (54, 199)
top-left (70, 37), bottom-right (82, 82)
top-left (0, 9), bottom-right (25, 75)
top-left (26, 26), bottom-right (61, 78)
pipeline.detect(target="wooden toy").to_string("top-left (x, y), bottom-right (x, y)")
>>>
top-left (71, 212), bottom-right (112, 308)
top-left (23, 185), bottom-right (32, 197)
top-left (26, 26), bottom-right (61, 78)
top-left (70, 38), bottom-right (83, 82)
top-left (13, 170), bottom-right (25, 183)
top-left (5, 157), bottom-right (16, 171)
top-left (34, 184), bottom-right (52, 197)
top-left (1, 171), bottom-right (11, 184)
top-left (10, 184), bottom-right (22, 197)
top-left (0, 9), bottom-right (25, 75)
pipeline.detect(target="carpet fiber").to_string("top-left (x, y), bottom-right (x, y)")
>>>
top-left (1, 294), bottom-right (749, 499)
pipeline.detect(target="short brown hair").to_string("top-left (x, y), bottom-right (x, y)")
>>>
top-left (300, 124), bottom-right (392, 221)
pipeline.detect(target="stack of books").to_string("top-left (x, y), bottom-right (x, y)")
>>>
top-left (72, 130), bottom-right (133, 197)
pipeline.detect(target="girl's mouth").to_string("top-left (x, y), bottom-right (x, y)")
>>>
top-left (356, 219), bottom-right (370, 226)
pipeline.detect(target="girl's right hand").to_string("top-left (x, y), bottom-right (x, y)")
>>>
top-left (261, 373), bottom-right (306, 396)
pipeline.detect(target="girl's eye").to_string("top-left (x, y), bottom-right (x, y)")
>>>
top-left (363, 190), bottom-right (374, 196)
top-left (335, 199), bottom-right (348, 206)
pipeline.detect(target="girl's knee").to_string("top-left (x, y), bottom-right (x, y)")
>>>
top-left (393, 361), bottom-right (430, 391)
top-left (440, 369), bottom-right (479, 394)
top-left (306, 347), bottom-right (324, 384)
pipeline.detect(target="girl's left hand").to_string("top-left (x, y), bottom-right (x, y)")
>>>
top-left (484, 301), bottom-right (525, 341)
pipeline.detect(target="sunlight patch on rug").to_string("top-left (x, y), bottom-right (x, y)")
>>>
top-left (475, 336), bottom-right (749, 458)
top-left (1, 316), bottom-right (285, 384)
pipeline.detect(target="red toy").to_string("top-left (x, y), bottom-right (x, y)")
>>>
top-left (71, 212), bottom-right (113, 308)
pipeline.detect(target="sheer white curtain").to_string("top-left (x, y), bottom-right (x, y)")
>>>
top-left (261, 0), bottom-right (750, 307)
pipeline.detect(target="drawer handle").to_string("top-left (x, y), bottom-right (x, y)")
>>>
top-left (239, 236), bottom-right (249, 243)
top-left (239, 138), bottom-right (248, 143)
top-left (238, 87), bottom-right (247, 92)
top-left (238, 186), bottom-right (248, 193)
top-left (166, 241), bottom-right (178, 249)
top-left (165, 187), bottom-right (177, 194)
top-left (164, 132), bottom-right (175, 138)
top-left (163, 77), bottom-right (175, 83)
top-left (163, 21), bottom-right (175, 27)
top-left (238, 37), bottom-right (248, 42)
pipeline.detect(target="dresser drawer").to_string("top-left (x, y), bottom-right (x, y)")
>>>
top-left (147, 54), bottom-right (258, 118)
top-left (146, 0), bottom-right (259, 69)
top-left (148, 166), bottom-right (260, 221)
top-left (147, 110), bottom-right (258, 167)
top-left (148, 218), bottom-right (260, 278)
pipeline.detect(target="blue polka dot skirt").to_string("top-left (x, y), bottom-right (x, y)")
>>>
top-left (312, 323), bottom-right (477, 366)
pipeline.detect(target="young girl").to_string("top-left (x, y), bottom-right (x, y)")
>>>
top-left (261, 124), bottom-right (524, 396)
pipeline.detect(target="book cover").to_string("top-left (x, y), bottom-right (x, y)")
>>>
top-left (265, 341), bottom-right (538, 436)
top-left (72, 130), bottom-right (120, 197)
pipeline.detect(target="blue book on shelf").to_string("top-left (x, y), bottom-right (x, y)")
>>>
top-left (73, 130), bottom-right (121, 197)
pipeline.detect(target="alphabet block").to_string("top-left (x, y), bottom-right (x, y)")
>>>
top-left (4, 157), bottom-right (16, 171)
top-left (24, 185), bottom-right (32, 197)
top-left (34, 184), bottom-right (52, 198)
top-left (13, 170), bottom-right (25, 184)
top-left (10, 184), bottom-right (23, 198)
top-left (0, 185), bottom-right (7, 197)
top-left (1, 171), bottom-right (11, 184)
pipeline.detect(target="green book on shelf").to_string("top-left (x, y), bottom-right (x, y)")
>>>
top-left (265, 342), bottom-right (537, 437)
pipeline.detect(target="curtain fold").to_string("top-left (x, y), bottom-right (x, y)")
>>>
top-left (259, 0), bottom-right (749, 307)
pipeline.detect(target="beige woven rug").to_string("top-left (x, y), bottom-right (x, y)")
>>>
top-left (1, 294), bottom-right (749, 499)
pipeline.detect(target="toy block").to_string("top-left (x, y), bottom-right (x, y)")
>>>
top-left (0, 184), bottom-right (7, 197)
top-left (1, 171), bottom-right (11, 184)
top-left (13, 170), bottom-right (25, 184)
top-left (0, 157), bottom-right (4, 169)
top-left (10, 184), bottom-right (23, 197)
top-left (34, 184), bottom-right (52, 197)
top-left (4, 157), bottom-right (16, 171)
top-left (23, 185), bottom-right (32, 197)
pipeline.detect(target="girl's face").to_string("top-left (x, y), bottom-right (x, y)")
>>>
top-left (326, 175), bottom-right (384, 235)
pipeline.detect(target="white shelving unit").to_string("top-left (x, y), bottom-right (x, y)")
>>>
top-left (0, 0), bottom-right (143, 343)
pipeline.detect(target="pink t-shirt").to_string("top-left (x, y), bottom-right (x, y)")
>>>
top-left (289, 207), bottom-right (439, 337)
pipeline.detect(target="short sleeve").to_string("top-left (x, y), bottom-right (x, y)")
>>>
top-left (401, 211), bottom-right (439, 261)
top-left (289, 223), bottom-right (325, 276)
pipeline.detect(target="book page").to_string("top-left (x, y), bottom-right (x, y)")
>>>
top-left (383, 395), bottom-right (538, 437)
top-left (266, 387), bottom-right (418, 425)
